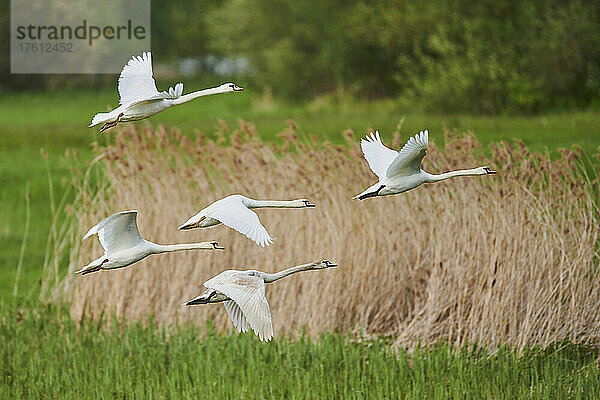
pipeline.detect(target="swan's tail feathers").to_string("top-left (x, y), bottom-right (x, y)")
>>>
top-left (89, 112), bottom-right (115, 127)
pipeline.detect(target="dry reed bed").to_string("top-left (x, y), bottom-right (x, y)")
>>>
top-left (47, 121), bottom-right (600, 349)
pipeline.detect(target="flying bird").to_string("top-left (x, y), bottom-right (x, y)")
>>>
top-left (178, 195), bottom-right (316, 247)
top-left (185, 260), bottom-right (338, 342)
top-left (354, 130), bottom-right (496, 199)
top-left (76, 210), bottom-right (224, 275)
top-left (89, 52), bottom-right (243, 133)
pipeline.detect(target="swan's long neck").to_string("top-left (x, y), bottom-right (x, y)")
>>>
top-left (151, 242), bottom-right (213, 253)
top-left (426, 168), bottom-right (484, 183)
top-left (262, 262), bottom-right (321, 283)
top-left (171, 87), bottom-right (227, 106)
top-left (246, 199), bottom-right (303, 209)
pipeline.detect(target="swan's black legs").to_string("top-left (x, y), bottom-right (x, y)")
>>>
top-left (98, 113), bottom-right (123, 133)
top-left (80, 265), bottom-right (102, 275)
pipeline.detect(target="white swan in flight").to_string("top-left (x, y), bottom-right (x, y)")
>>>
top-left (354, 130), bottom-right (496, 200)
top-left (76, 210), bottom-right (224, 275)
top-left (89, 52), bottom-right (243, 133)
top-left (178, 195), bottom-right (316, 247)
top-left (185, 259), bottom-right (337, 341)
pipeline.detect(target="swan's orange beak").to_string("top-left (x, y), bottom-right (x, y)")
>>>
top-left (233, 85), bottom-right (244, 91)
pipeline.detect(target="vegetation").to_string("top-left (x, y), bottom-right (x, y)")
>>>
top-left (205, 0), bottom-right (600, 112)
top-left (1, 303), bottom-right (599, 398)
top-left (2, 89), bottom-right (598, 304)
top-left (41, 120), bottom-right (599, 350)
top-left (2, 1), bottom-right (599, 395)
top-left (3, 88), bottom-right (600, 153)
top-left (0, 90), bottom-right (596, 397)
top-left (3, 1), bottom-right (600, 113)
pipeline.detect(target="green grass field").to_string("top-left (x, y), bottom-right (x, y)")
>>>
top-left (0, 88), bottom-right (598, 398)
top-left (1, 303), bottom-right (598, 399)
top-left (4, 87), bottom-right (600, 152)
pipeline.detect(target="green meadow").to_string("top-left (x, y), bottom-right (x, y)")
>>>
top-left (1, 304), bottom-right (599, 399)
top-left (0, 88), bottom-right (598, 398)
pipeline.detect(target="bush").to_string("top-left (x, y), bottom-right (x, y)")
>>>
top-left (206, 0), bottom-right (600, 112)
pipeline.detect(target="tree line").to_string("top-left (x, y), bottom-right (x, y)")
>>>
top-left (2, 0), bottom-right (599, 113)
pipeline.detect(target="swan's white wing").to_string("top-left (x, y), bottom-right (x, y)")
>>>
top-left (118, 52), bottom-right (160, 105)
top-left (204, 198), bottom-right (274, 247)
top-left (118, 52), bottom-right (184, 106)
top-left (223, 300), bottom-right (250, 333)
top-left (205, 272), bottom-right (273, 341)
top-left (360, 131), bottom-right (399, 180)
top-left (385, 130), bottom-right (429, 177)
top-left (83, 210), bottom-right (143, 254)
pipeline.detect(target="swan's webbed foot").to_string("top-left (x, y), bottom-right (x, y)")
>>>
top-left (80, 266), bottom-right (102, 275)
top-left (76, 258), bottom-right (108, 275)
top-left (98, 113), bottom-right (123, 133)
top-left (98, 121), bottom-right (117, 133)
top-left (179, 216), bottom-right (205, 230)
top-left (185, 290), bottom-right (216, 306)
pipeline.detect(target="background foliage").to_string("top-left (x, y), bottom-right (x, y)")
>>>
top-left (207, 0), bottom-right (600, 112)
top-left (2, 0), bottom-right (600, 113)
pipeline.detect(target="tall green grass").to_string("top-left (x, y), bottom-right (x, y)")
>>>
top-left (0, 303), bottom-right (598, 399)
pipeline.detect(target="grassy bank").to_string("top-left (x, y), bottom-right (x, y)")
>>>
top-left (1, 303), bottom-right (598, 399)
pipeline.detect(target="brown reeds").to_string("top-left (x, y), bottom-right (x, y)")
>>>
top-left (44, 121), bottom-right (600, 349)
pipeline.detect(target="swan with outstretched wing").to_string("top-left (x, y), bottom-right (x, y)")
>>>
top-left (185, 260), bottom-right (338, 342)
top-left (179, 194), bottom-right (316, 247)
top-left (354, 130), bottom-right (496, 199)
top-left (89, 52), bottom-right (243, 133)
top-left (76, 210), bottom-right (224, 275)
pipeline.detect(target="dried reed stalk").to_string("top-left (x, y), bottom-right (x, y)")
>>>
top-left (46, 121), bottom-right (600, 349)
